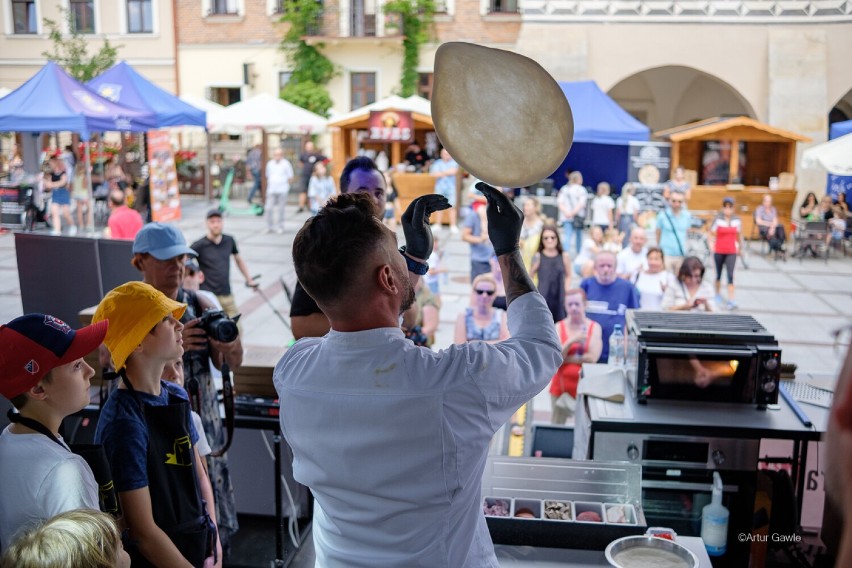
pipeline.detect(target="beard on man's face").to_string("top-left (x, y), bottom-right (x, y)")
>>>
top-left (399, 278), bottom-right (416, 314)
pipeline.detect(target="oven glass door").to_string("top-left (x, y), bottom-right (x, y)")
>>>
top-left (643, 344), bottom-right (757, 403)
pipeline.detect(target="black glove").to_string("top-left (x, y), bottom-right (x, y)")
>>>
top-left (401, 194), bottom-right (450, 260)
top-left (476, 182), bottom-right (523, 256)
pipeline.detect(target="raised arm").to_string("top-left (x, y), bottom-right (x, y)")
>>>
top-left (475, 182), bottom-right (536, 306)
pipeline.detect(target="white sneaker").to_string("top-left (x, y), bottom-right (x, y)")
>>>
top-left (276, 227), bottom-right (285, 234)
top-left (263, 227), bottom-right (274, 234)
top-left (431, 223), bottom-right (442, 233)
top-left (68, 226), bottom-right (77, 236)
top-left (450, 225), bottom-right (459, 235)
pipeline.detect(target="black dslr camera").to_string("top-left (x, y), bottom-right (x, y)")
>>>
top-left (198, 309), bottom-right (240, 343)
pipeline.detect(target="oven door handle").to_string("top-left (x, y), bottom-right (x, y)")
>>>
top-left (642, 480), bottom-right (740, 492)
top-left (644, 345), bottom-right (756, 356)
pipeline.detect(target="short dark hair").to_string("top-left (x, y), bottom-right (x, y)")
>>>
top-left (678, 256), bottom-right (705, 282)
top-left (340, 156), bottom-right (381, 194)
top-left (646, 246), bottom-right (664, 261)
top-left (293, 193), bottom-right (389, 307)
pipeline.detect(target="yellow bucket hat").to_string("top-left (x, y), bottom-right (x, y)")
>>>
top-left (93, 281), bottom-right (186, 371)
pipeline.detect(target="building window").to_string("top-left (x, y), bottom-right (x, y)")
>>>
top-left (417, 73), bottom-right (433, 100)
top-left (350, 72), bottom-right (376, 110)
top-left (127, 0), bottom-right (153, 33)
top-left (489, 0), bottom-right (518, 12)
top-left (70, 0), bottom-right (95, 33)
top-left (12, 0), bottom-right (38, 33)
top-left (273, 0), bottom-right (285, 13)
top-left (209, 0), bottom-right (238, 15)
top-left (279, 71), bottom-right (292, 91)
top-left (210, 86), bottom-right (242, 106)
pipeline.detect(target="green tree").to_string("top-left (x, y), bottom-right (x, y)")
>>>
top-left (279, 0), bottom-right (336, 117)
top-left (384, 0), bottom-right (435, 97)
top-left (42, 7), bottom-right (120, 82)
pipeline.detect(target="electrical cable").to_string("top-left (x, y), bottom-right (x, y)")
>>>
top-left (259, 430), bottom-right (302, 549)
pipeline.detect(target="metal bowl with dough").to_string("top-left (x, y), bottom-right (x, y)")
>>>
top-left (605, 535), bottom-right (698, 568)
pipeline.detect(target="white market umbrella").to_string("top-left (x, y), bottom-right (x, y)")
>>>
top-left (801, 133), bottom-right (852, 176)
top-left (208, 92), bottom-right (327, 134)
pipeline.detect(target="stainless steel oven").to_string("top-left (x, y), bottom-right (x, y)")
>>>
top-left (626, 311), bottom-right (781, 408)
top-left (593, 431), bottom-right (759, 566)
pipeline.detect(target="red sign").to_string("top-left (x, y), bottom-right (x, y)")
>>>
top-left (368, 110), bottom-right (414, 143)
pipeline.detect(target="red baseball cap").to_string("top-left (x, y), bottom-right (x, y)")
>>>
top-left (0, 314), bottom-right (109, 400)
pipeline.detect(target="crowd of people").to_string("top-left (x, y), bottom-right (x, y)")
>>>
top-left (6, 141), bottom-right (852, 566)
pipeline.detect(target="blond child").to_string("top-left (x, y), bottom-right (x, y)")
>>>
top-left (0, 509), bottom-right (129, 568)
top-left (602, 227), bottom-right (625, 254)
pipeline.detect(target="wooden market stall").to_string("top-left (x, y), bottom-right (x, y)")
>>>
top-left (328, 95), bottom-right (440, 213)
top-left (655, 117), bottom-right (811, 238)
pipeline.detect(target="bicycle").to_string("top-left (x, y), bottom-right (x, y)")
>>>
top-left (685, 216), bottom-right (711, 265)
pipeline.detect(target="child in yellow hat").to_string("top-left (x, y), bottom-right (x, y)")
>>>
top-left (93, 281), bottom-right (221, 568)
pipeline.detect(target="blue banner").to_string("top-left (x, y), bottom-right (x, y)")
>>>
top-left (827, 174), bottom-right (852, 199)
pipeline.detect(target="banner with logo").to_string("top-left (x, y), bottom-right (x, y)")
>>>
top-left (827, 173), bottom-right (852, 199)
top-left (367, 110), bottom-right (414, 143)
top-left (628, 141), bottom-right (671, 211)
top-left (147, 130), bottom-right (181, 222)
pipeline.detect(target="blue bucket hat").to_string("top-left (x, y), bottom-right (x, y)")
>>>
top-left (132, 223), bottom-right (197, 260)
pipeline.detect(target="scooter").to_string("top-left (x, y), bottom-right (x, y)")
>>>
top-left (218, 167), bottom-right (264, 217)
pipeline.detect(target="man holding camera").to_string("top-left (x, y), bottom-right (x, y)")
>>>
top-left (191, 209), bottom-right (258, 318)
top-left (131, 222), bottom-right (242, 552)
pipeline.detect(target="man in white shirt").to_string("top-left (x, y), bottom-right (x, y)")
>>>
top-left (557, 170), bottom-right (588, 255)
top-left (274, 185), bottom-right (561, 567)
top-left (616, 227), bottom-right (649, 280)
top-left (264, 147), bottom-right (294, 234)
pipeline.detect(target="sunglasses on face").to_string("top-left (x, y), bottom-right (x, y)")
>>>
top-left (475, 289), bottom-right (496, 296)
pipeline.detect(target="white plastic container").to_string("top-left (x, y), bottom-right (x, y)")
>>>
top-left (700, 471), bottom-right (729, 556)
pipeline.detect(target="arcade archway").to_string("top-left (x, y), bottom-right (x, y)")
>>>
top-left (607, 66), bottom-right (756, 134)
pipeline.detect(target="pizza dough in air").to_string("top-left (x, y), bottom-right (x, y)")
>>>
top-left (431, 42), bottom-right (574, 188)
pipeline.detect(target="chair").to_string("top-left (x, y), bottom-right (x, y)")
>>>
top-left (793, 221), bottom-right (829, 262)
top-left (749, 212), bottom-right (769, 255)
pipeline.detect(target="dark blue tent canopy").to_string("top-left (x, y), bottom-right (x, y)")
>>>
top-left (547, 81), bottom-right (651, 192)
top-left (0, 61), bottom-right (156, 139)
top-left (559, 81), bottom-right (650, 145)
top-left (830, 119), bottom-right (852, 140)
top-left (88, 62), bottom-right (206, 128)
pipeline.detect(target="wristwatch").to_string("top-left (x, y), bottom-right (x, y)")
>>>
top-left (399, 246), bottom-right (429, 276)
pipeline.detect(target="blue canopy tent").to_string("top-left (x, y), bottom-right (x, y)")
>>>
top-left (88, 62), bottom-right (206, 128)
top-left (548, 81), bottom-right (650, 192)
top-left (0, 61), bottom-right (156, 139)
top-left (830, 119), bottom-right (852, 140)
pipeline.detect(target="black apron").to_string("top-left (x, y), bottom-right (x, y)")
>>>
top-left (6, 410), bottom-right (118, 516)
top-left (122, 377), bottom-right (216, 568)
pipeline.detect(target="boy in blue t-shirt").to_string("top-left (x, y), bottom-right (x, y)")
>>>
top-left (94, 281), bottom-right (221, 567)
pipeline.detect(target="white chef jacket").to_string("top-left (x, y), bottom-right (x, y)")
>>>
top-left (273, 292), bottom-right (561, 567)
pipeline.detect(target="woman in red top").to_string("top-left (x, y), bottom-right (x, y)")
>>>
top-left (549, 288), bottom-right (602, 425)
top-left (711, 197), bottom-right (742, 310)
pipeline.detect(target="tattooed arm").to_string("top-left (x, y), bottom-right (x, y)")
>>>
top-left (498, 250), bottom-right (537, 307)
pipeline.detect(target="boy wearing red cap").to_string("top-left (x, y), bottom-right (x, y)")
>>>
top-left (93, 281), bottom-right (221, 568)
top-left (0, 314), bottom-right (108, 552)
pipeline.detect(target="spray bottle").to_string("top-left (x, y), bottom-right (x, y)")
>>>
top-left (701, 471), bottom-right (729, 556)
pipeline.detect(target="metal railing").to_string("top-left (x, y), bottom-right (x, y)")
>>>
top-left (521, 0), bottom-right (852, 21)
